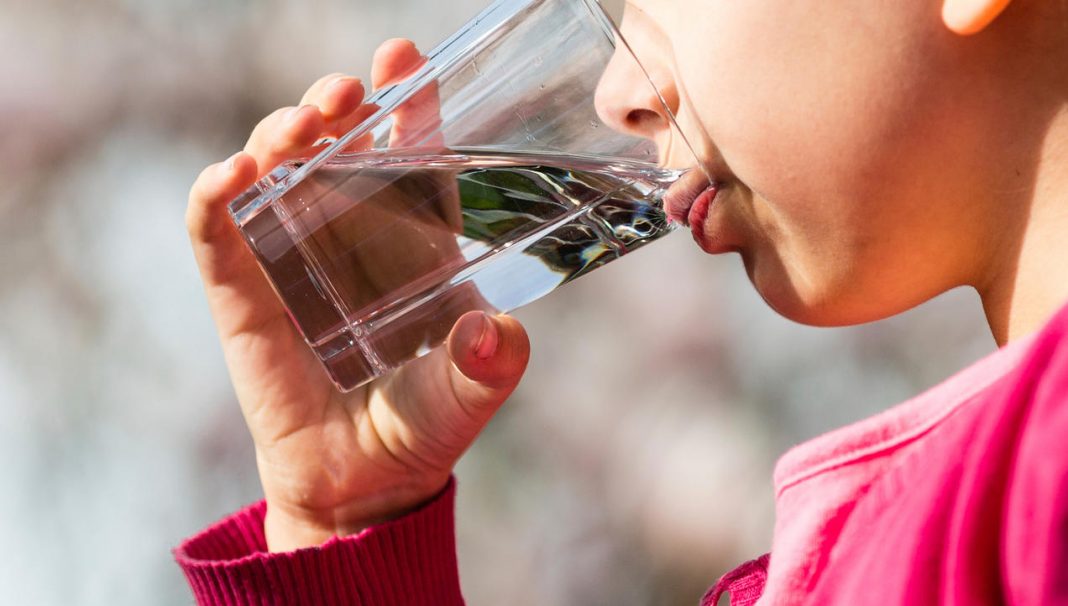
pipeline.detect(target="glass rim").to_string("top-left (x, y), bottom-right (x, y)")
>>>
top-left (231, 0), bottom-right (710, 226)
top-left (579, 0), bottom-right (710, 182)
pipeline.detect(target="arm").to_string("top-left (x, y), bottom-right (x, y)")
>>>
top-left (178, 38), bottom-right (529, 601)
top-left (174, 480), bottom-right (462, 606)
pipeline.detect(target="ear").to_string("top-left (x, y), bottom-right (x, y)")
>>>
top-left (942, 0), bottom-right (1014, 35)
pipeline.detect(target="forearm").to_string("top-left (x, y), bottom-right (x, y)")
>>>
top-left (174, 478), bottom-right (464, 606)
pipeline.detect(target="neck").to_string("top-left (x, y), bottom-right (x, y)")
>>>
top-left (979, 107), bottom-right (1068, 346)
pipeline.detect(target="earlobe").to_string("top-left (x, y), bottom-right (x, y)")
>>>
top-left (942, 0), bottom-right (1013, 35)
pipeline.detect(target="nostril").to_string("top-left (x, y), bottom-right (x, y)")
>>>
top-left (625, 108), bottom-right (665, 133)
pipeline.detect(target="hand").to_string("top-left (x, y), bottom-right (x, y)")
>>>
top-left (185, 39), bottom-right (531, 552)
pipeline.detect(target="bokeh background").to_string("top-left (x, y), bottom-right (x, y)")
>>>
top-left (0, 0), bottom-right (996, 604)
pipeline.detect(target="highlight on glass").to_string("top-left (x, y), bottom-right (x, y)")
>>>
top-left (228, 0), bottom-right (707, 391)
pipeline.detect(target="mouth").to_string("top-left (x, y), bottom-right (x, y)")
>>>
top-left (663, 169), bottom-right (720, 250)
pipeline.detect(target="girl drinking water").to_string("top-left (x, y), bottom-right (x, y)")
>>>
top-left (177, 0), bottom-right (1068, 603)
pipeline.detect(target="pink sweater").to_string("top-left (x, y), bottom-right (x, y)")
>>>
top-left (176, 301), bottom-right (1068, 605)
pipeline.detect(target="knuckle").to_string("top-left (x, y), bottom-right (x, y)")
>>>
top-left (185, 199), bottom-right (206, 240)
top-left (187, 166), bottom-right (215, 206)
top-left (316, 72), bottom-right (346, 87)
top-left (184, 207), bottom-right (201, 239)
top-left (255, 107), bottom-right (293, 134)
top-left (379, 37), bottom-right (412, 51)
top-left (186, 181), bottom-right (214, 238)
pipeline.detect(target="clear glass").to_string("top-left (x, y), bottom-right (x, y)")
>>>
top-left (228, 0), bottom-right (704, 391)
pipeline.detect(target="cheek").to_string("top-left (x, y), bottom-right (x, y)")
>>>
top-left (676, 2), bottom-right (939, 206)
top-left (667, 3), bottom-right (971, 323)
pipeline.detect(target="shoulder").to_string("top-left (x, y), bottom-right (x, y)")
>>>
top-left (1010, 301), bottom-right (1068, 400)
top-left (1000, 302), bottom-right (1068, 605)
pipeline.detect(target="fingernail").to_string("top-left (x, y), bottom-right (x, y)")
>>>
top-left (284, 105), bottom-right (307, 125)
top-left (326, 75), bottom-right (353, 91)
top-left (224, 151), bottom-right (241, 171)
top-left (475, 313), bottom-right (499, 360)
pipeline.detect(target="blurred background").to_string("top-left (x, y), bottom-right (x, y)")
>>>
top-left (0, 0), bottom-right (996, 604)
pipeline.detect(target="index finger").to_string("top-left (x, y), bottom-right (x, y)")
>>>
top-left (370, 39), bottom-right (443, 149)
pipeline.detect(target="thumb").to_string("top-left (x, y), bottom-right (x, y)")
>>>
top-left (446, 311), bottom-right (530, 413)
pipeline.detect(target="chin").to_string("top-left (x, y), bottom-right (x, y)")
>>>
top-left (741, 249), bottom-right (905, 328)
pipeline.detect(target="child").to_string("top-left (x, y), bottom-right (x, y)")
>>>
top-left (177, 0), bottom-right (1068, 603)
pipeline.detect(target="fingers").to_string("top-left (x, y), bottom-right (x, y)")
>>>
top-left (391, 82), bottom-right (443, 148)
top-left (241, 38), bottom-right (439, 181)
top-left (332, 103), bottom-right (380, 153)
top-left (325, 39), bottom-right (430, 152)
top-left (187, 151), bottom-right (258, 249)
top-left (186, 151), bottom-right (291, 339)
top-left (243, 105), bottom-right (327, 179)
top-left (244, 74), bottom-right (371, 178)
top-left (371, 39), bottom-right (426, 90)
top-left (299, 73), bottom-right (365, 122)
top-left (369, 38), bottom-right (443, 149)
top-left (186, 150), bottom-right (268, 291)
top-left (446, 311), bottom-right (531, 413)
top-left (192, 39), bottom-right (435, 341)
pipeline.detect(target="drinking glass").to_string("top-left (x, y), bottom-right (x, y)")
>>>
top-left (228, 0), bottom-right (706, 391)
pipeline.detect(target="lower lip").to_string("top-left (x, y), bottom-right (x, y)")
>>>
top-left (687, 186), bottom-right (718, 248)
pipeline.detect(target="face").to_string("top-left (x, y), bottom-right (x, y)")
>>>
top-left (597, 0), bottom-right (1010, 326)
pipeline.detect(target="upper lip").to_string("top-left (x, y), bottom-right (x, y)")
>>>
top-left (663, 169), bottom-right (716, 227)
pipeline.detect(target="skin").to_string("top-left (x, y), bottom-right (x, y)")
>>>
top-left (610, 0), bottom-right (1068, 342)
top-left (187, 41), bottom-right (530, 552)
top-left (187, 0), bottom-right (1068, 550)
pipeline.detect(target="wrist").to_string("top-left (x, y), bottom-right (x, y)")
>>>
top-left (262, 478), bottom-right (451, 552)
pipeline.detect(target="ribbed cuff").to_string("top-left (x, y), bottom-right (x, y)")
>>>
top-left (174, 478), bottom-right (463, 606)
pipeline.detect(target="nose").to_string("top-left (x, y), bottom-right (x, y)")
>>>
top-left (594, 47), bottom-right (680, 142)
